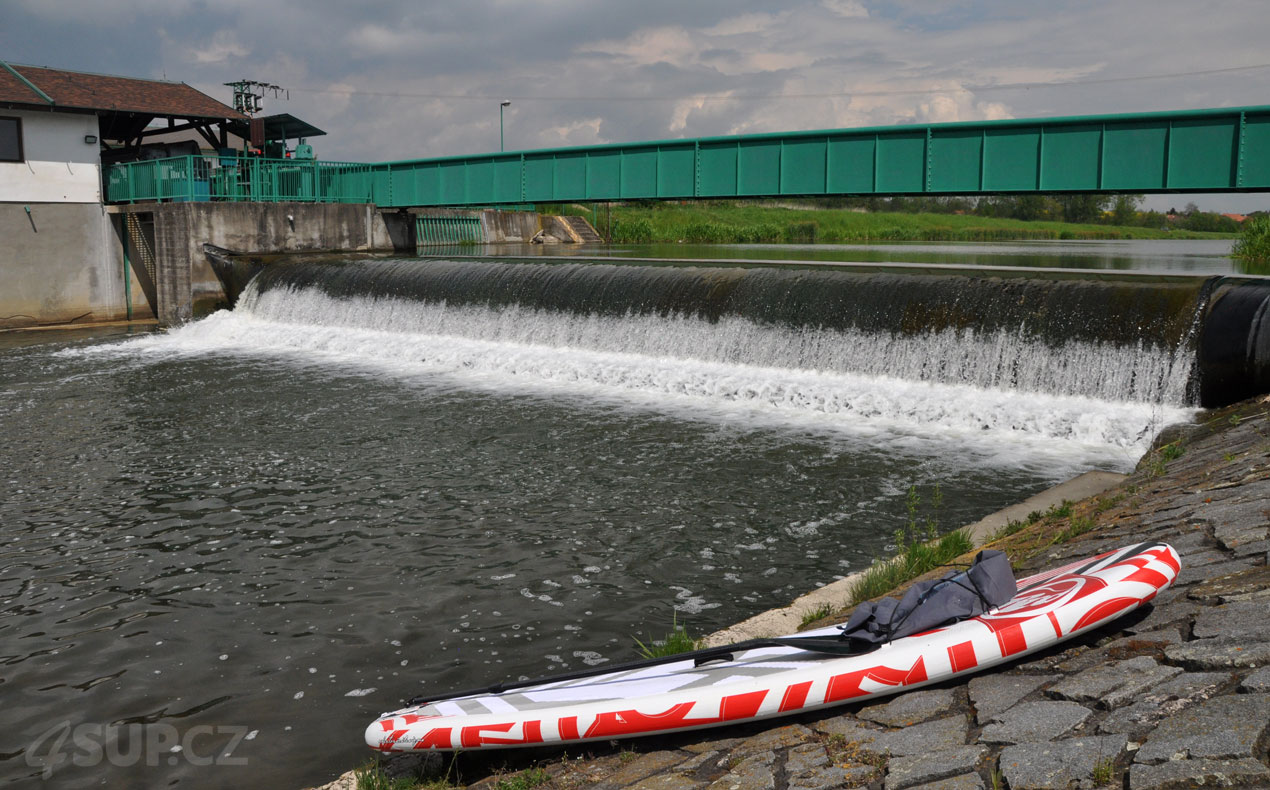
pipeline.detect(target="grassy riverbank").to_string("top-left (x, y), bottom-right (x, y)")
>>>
top-left (562, 202), bottom-right (1235, 244)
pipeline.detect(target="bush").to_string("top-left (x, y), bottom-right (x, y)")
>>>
top-left (1233, 215), bottom-right (1270, 261)
top-left (610, 217), bottom-right (655, 243)
top-left (784, 221), bottom-right (819, 243)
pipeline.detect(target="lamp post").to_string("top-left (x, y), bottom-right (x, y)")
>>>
top-left (500, 100), bottom-right (511, 151)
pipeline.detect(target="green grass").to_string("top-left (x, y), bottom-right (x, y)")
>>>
top-left (799, 602), bottom-right (836, 628)
top-left (633, 614), bottom-right (703, 659)
top-left (847, 484), bottom-right (976, 605)
top-left (354, 761), bottom-right (440, 790)
top-left (492, 767), bottom-right (551, 790)
top-left (848, 528), bottom-right (975, 605)
top-left (1092, 756), bottom-right (1116, 785)
top-left (990, 499), bottom-right (1074, 541)
top-left (589, 202), bottom-right (1232, 244)
top-left (1052, 515), bottom-right (1098, 544)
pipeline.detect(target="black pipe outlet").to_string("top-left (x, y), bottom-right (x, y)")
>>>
top-left (1197, 280), bottom-right (1270, 407)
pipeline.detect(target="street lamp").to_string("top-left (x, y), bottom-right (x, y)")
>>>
top-left (500, 100), bottom-right (511, 151)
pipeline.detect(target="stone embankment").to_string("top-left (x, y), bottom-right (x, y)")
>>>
top-left (331, 398), bottom-right (1270, 790)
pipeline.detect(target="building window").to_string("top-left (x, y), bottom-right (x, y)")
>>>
top-left (0, 117), bottom-right (23, 162)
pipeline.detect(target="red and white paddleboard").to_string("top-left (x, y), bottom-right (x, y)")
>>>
top-left (366, 541), bottom-right (1179, 753)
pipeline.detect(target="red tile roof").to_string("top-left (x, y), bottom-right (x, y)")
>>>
top-left (0, 64), bottom-right (245, 120)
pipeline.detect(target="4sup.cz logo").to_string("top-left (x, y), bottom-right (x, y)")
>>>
top-left (25, 721), bottom-right (252, 778)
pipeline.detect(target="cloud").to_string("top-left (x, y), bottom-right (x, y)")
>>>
top-left (822, 0), bottom-right (868, 18)
top-left (191, 30), bottom-right (250, 63)
top-left (582, 26), bottom-right (700, 68)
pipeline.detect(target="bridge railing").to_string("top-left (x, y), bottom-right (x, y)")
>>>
top-left (103, 155), bottom-right (377, 204)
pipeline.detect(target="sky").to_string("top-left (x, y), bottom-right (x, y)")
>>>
top-left (4, 0), bottom-right (1270, 212)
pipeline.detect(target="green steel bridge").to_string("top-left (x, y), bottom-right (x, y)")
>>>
top-left (105, 105), bottom-right (1270, 207)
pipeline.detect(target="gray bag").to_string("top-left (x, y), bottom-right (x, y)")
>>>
top-left (835, 549), bottom-right (1016, 649)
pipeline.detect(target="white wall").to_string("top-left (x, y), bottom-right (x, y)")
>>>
top-left (0, 109), bottom-right (101, 203)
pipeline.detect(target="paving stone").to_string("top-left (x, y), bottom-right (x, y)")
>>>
top-left (786, 764), bottom-right (876, 790)
top-left (883, 745), bottom-right (985, 790)
top-left (1176, 549), bottom-right (1233, 567)
top-left (1204, 499), bottom-right (1270, 547)
top-left (704, 754), bottom-right (775, 790)
top-left (676, 750), bottom-right (722, 774)
top-left (595, 751), bottom-right (690, 788)
top-left (732, 724), bottom-right (814, 756)
top-left (809, 715), bottom-right (882, 743)
top-left (1190, 598), bottom-right (1270, 640)
top-left (628, 774), bottom-right (706, 790)
top-left (1174, 557), bottom-right (1258, 586)
top-left (1128, 757), bottom-right (1270, 790)
top-left (979, 701), bottom-right (1092, 744)
top-left (1134, 693), bottom-right (1270, 763)
top-left (907, 775), bottom-right (984, 790)
top-left (681, 737), bottom-right (744, 755)
top-left (1097, 671), bottom-right (1233, 735)
top-left (876, 715), bottom-right (967, 756)
top-left (1121, 599), bottom-right (1201, 635)
top-left (1163, 638), bottom-right (1270, 669)
top-left (858, 688), bottom-right (956, 727)
top-left (1052, 630), bottom-right (1181, 674)
top-left (783, 743), bottom-right (828, 774)
top-left (1047, 656), bottom-right (1182, 709)
top-left (1227, 537), bottom-right (1270, 558)
top-left (1240, 665), bottom-right (1270, 692)
top-left (998, 734), bottom-right (1127, 790)
top-left (1153, 529), bottom-right (1211, 555)
top-left (967, 673), bottom-right (1058, 725)
top-left (1186, 564), bottom-right (1270, 602)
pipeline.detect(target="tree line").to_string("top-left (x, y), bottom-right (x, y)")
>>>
top-left (810, 195), bottom-right (1251, 231)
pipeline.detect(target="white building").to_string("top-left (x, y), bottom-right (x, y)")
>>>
top-left (0, 62), bottom-right (245, 326)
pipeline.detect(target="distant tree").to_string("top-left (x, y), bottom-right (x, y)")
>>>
top-left (1182, 212), bottom-right (1239, 233)
top-left (1056, 195), bottom-right (1108, 223)
top-left (1011, 195), bottom-right (1051, 221)
top-left (1184, 201), bottom-right (1201, 216)
top-left (1110, 194), bottom-right (1143, 226)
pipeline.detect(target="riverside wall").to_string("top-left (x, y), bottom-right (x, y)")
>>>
top-left (0, 202), bottom-right (135, 329)
top-left (324, 397), bottom-right (1270, 790)
top-left (2, 203), bottom-right (597, 329)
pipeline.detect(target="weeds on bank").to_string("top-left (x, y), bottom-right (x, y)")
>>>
top-left (1145, 440), bottom-right (1185, 477)
top-left (491, 767), bottom-right (551, 790)
top-left (1091, 755), bottom-right (1116, 785)
top-left (848, 485), bottom-right (974, 605)
top-left (354, 760), bottom-right (439, 790)
top-left (633, 614), bottom-right (703, 659)
top-left (990, 499), bottom-right (1074, 542)
top-left (800, 602), bottom-right (837, 628)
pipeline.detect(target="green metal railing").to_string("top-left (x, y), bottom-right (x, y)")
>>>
top-left (103, 106), bottom-right (1270, 208)
top-left (104, 155), bottom-right (375, 204)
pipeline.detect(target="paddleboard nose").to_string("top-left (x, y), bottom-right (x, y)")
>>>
top-left (365, 717), bottom-right (394, 751)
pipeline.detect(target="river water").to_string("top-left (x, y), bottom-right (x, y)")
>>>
top-left (0, 240), bottom-right (1214, 788)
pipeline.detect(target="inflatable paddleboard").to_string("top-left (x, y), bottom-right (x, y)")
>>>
top-left (367, 541), bottom-right (1178, 752)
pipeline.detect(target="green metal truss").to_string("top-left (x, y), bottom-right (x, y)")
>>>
top-left (104, 106), bottom-right (1270, 207)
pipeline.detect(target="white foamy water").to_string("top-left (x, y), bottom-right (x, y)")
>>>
top-left (79, 285), bottom-right (1194, 470)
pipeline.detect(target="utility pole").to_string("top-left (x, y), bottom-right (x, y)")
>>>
top-left (500, 100), bottom-right (511, 151)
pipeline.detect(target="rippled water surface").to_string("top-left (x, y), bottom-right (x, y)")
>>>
top-left (0, 250), bottom-right (1195, 787)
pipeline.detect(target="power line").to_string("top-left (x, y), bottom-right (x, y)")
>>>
top-left (288, 62), bottom-right (1270, 104)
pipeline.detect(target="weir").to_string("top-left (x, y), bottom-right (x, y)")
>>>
top-left (233, 256), bottom-right (1270, 409)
